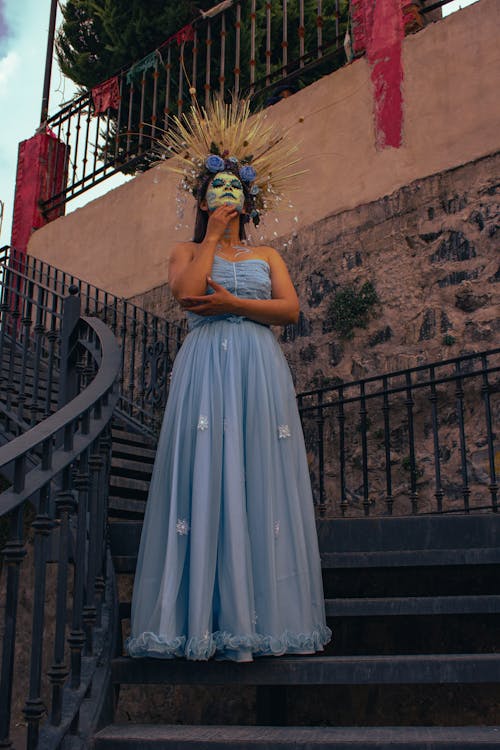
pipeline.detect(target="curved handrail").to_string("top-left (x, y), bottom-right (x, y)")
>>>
top-left (0, 309), bottom-right (122, 749)
top-left (0, 316), bottom-right (121, 514)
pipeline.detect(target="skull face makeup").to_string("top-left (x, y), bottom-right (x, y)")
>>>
top-left (205, 172), bottom-right (245, 213)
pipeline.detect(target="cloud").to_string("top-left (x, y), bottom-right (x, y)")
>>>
top-left (0, 49), bottom-right (18, 98)
top-left (0, 1), bottom-right (9, 41)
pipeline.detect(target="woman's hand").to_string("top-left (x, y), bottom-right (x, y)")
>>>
top-left (179, 277), bottom-right (237, 316)
top-left (205, 205), bottom-right (239, 242)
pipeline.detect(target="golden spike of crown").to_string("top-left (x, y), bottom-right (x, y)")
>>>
top-left (156, 92), bottom-right (303, 221)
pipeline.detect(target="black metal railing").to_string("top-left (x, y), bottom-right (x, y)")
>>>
top-left (0, 276), bottom-right (121, 749)
top-left (2, 247), bottom-right (498, 520)
top-left (38, 0), bottom-right (458, 216)
top-left (0, 247), bottom-right (186, 437)
top-left (41, 0), bottom-right (353, 214)
top-left (299, 348), bottom-right (499, 518)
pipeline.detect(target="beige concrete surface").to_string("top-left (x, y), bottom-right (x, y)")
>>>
top-left (28, 0), bottom-right (500, 298)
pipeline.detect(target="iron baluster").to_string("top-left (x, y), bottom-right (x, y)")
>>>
top-left (250, 0), bottom-right (256, 94)
top-left (266, 1), bottom-right (272, 86)
top-left (23, 476), bottom-right (53, 750)
top-left (91, 112), bottom-right (101, 179)
top-left (164, 320), bottom-right (171, 404)
top-left (338, 385), bottom-right (347, 516)
top-left (234, 3), bottom-right (241, 96)
top-left (72, 105), bottom-right (82, 187)
top-left (282, 0), bottom-right (288, 76)
top-left (114, 74), bottom-right (124, 161)
top-left (93, 283), bottom-right (100, 316)
top-left (103, 290), bottom-right (109, 326)
top-left (81, 102), bottom-right (92, 186)
top-left (120, 300), bottom-right (128, 413)
top-left (103, 105), bottom-right (112, 166)
top-left (359, 381), bottom-right (370, 516)
top-left (44, 292), bottom-right (59, 418)
top-left (178, 43), bottom-right (185, 117)
top-left (405, 371), bottom-right (418, 514)
top-left (84, 281), bottom-right (91, 315)
top-left (316, 390), bottom-right (326, 517)
top-left (48, 464), bottom-right (75, 726)
top-left (95, 431), bottom-right (112, 627)
top-left (112, 296), bottom-right (118, 336)
top-left (455, 359), bottom-right (470, 512)
top-left (299, 0), bottom-right (305, 68)
top-left (126, 83), bottom-right (134, 158)
top-left (30, 285), bottom-right (46, 426)
top-left (481, 354), bottom-right (498, 511)
top-left (192, 29), bottom-right (198, 97)
top-left (382, 375), bottom-right (393, 515)
top-left (165, 45), bottom-right (172, 129)
top-left (429, 364), bottom-right (444, 512)
top-left (83, 440), bottom-right (102, 656)
top-left (5, 273), bottom-right (21, 418)
top-left (68, 445), bottom-right (90, 693)
top-left (139, 311), bottom-right (149, 424)
top-left (205, 21), bottom-right (212, 107)
top-left (219, 14), bottom-right (227, 96)
top-left (317, 0), bottom-right (323, 58)
top-left (151, 56), bottom-right (159, 143)
top-left (128, 305), bottom-right (138, 417)
top-left (139, 68), bottom-right (147, 151)
top-left (17, 279), bottom-right (34, 424)
top-left (0, 505), bottom-right (26, 748)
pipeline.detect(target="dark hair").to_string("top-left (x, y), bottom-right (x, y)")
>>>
top-left (192, 168), bottom-right (251, 244)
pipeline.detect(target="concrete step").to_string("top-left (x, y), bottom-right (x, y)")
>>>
top-left (112, 653), bottom-right (500, 686)
top-left (112, 427), bottom-right (157, 449)
top-left (108, 497), bottom-right (147, 518)
top-left (117, 595), bottom-right (500, 622)
top-left (108, 475), bottom-right (150, 496)
top-left (93, 724), bottom-right (500, 749)
top-left (112, 443), bottom-right (157, 461)
top-left (324, 595), bottom-right (500, 617)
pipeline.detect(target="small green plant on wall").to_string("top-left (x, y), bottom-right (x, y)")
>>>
top-left (326, 281), bottom-right (379, 339)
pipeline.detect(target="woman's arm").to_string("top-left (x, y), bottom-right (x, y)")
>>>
top-left (180, 247), bottom-right (300, 325)
top-left (168, 205), bottom-right (239, 299)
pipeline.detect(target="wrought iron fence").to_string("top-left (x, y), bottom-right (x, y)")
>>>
top-left (0, 278), bottom-right (121, 748)
top-left (41, 0), bottom-right (353, 214)
top-left (299, 349), bottom-right (499, 518)
top-left (0, 247), bottom-right (186, 436)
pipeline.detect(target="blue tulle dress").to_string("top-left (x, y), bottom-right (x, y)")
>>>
top-left (126, 256), bottom-right (331, 661)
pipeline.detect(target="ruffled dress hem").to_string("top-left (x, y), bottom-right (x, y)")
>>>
top-left (125, 623), bottom-right (332, 662)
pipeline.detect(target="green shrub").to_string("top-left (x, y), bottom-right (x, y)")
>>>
top-left (326, 281), bottom-right (379, 339)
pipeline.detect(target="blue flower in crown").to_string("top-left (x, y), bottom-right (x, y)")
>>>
top-left (206, 154), bottom-right (225, 173)
top-left (239, 165), bottom-right (256, 183)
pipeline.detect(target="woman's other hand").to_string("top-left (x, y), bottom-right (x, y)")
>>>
top-left (179, 277), bottom-right (236, 316)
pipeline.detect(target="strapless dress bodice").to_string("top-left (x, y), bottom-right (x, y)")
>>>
top-left (186, 256), bottom-right (272, 330)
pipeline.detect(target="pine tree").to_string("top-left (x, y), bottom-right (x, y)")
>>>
top-left (56, 0), bottom-right (210, 89)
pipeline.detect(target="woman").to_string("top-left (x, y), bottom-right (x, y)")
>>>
top-left (126, 98), bottom-right (331, 662)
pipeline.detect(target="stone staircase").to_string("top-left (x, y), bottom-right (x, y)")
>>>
top-left (2, 337), bottom-right (499, 747)
top-left (94, 503), bottom-right (500, 748)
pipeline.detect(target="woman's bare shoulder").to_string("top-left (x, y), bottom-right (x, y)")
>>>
top-left (254, 245), bottom-right (288, 266)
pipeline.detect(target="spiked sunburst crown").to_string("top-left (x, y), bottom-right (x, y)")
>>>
top-left (158, 96), bottom-right (302, 226)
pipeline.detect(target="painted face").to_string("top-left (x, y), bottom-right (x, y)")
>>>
top-left (205, 172), bottom-right (245, 213)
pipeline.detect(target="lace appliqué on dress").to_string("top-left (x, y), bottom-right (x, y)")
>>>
top-left (278, 424), bottom-right (291, 439)
top-left (197, 415), bottom-right (209, 431)
top-left (176, 519), bottom-right (190, 535)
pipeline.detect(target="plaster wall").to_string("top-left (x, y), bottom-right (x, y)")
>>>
top-left (28, 0), bottom-right (500, 298)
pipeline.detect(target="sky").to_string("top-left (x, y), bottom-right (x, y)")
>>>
top-left (0, 0), bottom-right (479, 244)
